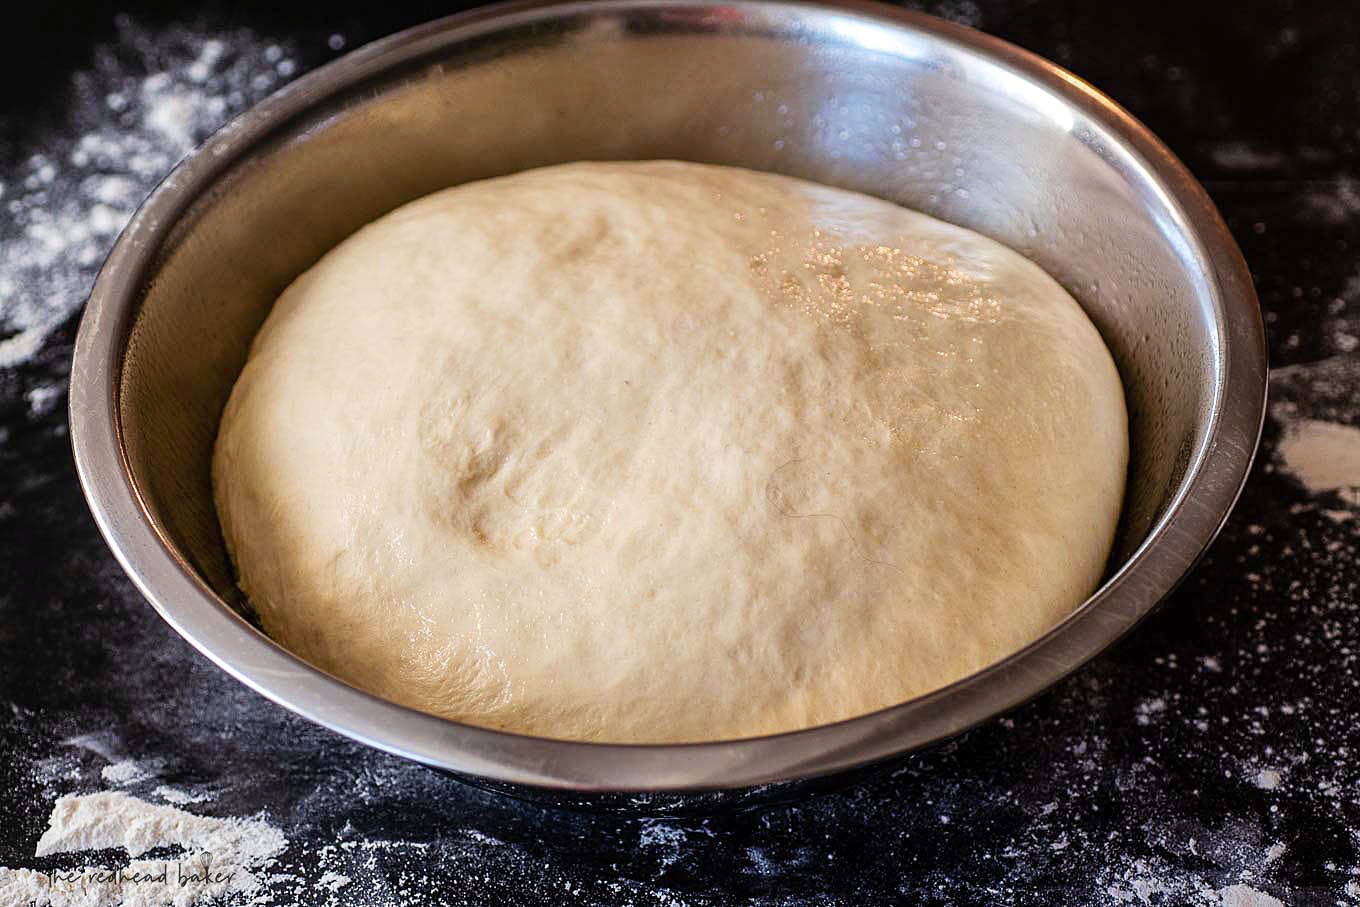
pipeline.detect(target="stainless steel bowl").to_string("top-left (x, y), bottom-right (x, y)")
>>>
top-left (69, 0), bottom-right (1266, 800)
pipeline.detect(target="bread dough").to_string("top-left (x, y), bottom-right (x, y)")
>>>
top-left (213, 161), bottom-right (1127, 743)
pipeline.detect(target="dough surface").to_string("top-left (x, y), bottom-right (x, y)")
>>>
top-left (213, 161), bottom-right (1128, 743)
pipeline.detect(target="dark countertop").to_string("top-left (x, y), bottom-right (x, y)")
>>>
top-left (2, 1), bottom-right (1359, 904)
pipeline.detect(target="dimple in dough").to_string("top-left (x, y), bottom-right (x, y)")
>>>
top-left (212, 161), bottom-right (1128, 743)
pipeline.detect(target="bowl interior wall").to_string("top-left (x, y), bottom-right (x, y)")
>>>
top-left (117, 10), bottom-right (1217, 628)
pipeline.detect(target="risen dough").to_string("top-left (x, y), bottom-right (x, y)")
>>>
top-left (213, 161), bottom-right (1127, 743)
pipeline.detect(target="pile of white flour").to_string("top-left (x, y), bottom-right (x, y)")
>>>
top-left (0, 792), bottom-right (286, 907)
top-left (1276, 416), bottom-right (1360, 504)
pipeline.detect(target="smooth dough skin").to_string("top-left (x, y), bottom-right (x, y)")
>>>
top-left (213, 161), bottom-right (1128, 743)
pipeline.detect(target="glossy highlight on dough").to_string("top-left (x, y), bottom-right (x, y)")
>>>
top-left (212, 161), bottom-right (1128, 743)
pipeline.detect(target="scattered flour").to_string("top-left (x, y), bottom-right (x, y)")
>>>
top-left (1209, 142), bottom-right (1287, 172)
top-left (318, 870), bottom-right (351, 892)
top-left (100, 760), bottom-right (152, 786)
top-left (744, 846), bottom-right (778, 878)
top-left (1135, 697), bottom-right (1167, 726)
top-left (1216, 883), bottom-right (1285, 907)
top-left (1276, 419), bottom-right (1360, 503)
top-left (1302, 175), bottom-right (1360, 225)
top-left (639, 820), bottom-right (699, 872)
top-left (1271, 355), bottom-right (1360, 511)
top-left (61, 734), bottom-right (121, 763)
top-left (154, 786), bottom-right (211, 806)
top-left (25, 383), bottom-right (64, 418)
top-left (0, 19), bottom-right (296, 372)
top-left (0, 791), bottom-right (286, 906)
